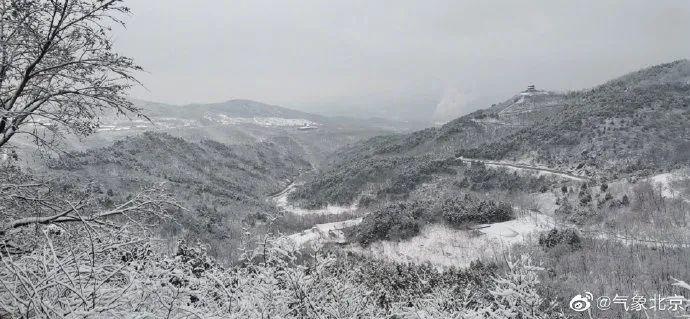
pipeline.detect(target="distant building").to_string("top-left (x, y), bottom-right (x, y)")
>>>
top-left (526, 85), bottom-right (536, 92)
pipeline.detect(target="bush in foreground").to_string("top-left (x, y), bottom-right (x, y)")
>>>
top-left (538, 228), bottom-right (583, 250)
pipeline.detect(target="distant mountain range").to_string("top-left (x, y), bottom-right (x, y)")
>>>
top-left (288, 60), bottom-right (690, 208)
top-left (94, 99), bottom-right (426, 135)
top-left (11, 98), bottom-right (423, 169)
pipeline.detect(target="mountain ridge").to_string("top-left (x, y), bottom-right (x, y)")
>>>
top-left (288, 60), bottom-right (690, 208)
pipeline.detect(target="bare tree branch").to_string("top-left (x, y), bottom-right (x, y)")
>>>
top-left (0, 0), bottom-right (141, 150)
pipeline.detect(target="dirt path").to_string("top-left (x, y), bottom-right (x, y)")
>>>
top-left (271, 182), bottom-right (359, 216)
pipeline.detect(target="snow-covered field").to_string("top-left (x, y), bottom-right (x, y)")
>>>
top-left (272, 183), bottom-right (358, 216)
top-left (278, 218), bottom-right (363, 251)
top-left (350, 212), bottom-right (554, 268)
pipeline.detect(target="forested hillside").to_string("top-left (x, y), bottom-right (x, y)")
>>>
top-left (290, 60), bottom-right (690, 208)
top-left (46, 132), bottom-right (311, 260)
top-left (463, 60), bottom-right (690, 176)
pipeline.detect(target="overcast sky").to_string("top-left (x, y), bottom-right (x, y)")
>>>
top-left (114, 0), bottom-right (690, 121)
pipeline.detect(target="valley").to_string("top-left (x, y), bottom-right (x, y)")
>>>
top-left (4, 60), bottom-right (690, 318)
top-left (261, 61), bottom-right (690, 317)
top-left (3, 2), bottom-right (690, 317)
top-left (64, 62), bottom-right (689, 270)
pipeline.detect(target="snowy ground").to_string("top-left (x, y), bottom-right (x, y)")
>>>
top-left (530, 192), bottom-right (559, 214)
top-left (274, 163), bottom-right (690, 267)
top-left (349, 212), bottom-right (553, 268)
top-left (272, 183), bottom-right (358, 216)
top-left (272, 176), bottom-right (559, 267)
top-left (648, 169), bottom-right (690, 202)
top-left (277, 218), bottom-right (363, 251)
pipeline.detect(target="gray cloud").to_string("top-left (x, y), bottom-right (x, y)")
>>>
top-left (114, 0), bottom-right (690, 121)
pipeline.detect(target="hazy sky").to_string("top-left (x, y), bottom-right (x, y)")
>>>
top-left (114, 0), bottom-right (690, 121)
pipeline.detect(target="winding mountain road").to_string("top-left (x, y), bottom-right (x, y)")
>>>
top-left (457, 157), bottom-right (590, 182)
